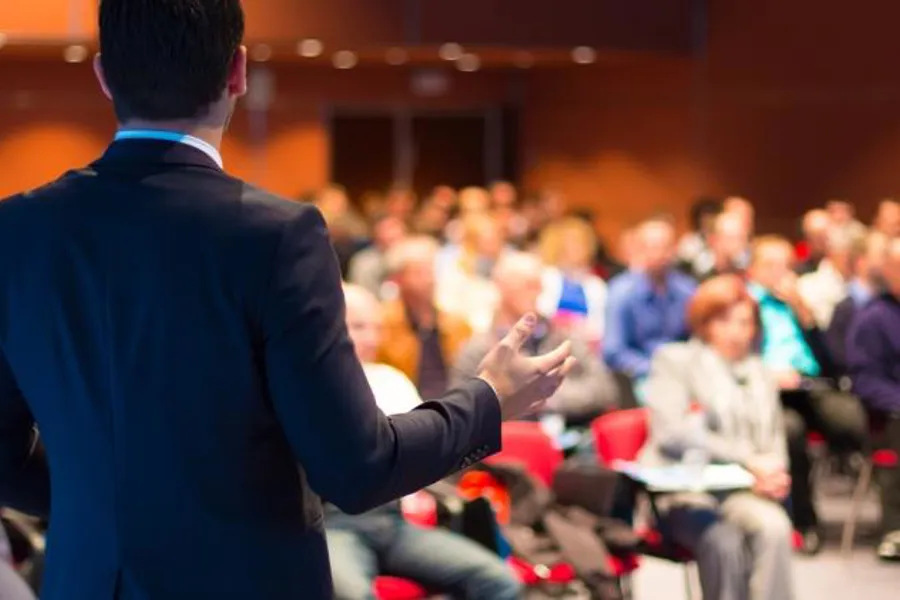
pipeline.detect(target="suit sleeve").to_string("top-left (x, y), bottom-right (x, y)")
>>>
top-left (261, 207), bottom-right (501, 514)
top-left (0, 352), bottom-right (50, 516)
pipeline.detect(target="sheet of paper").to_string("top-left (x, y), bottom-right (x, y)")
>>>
top-left (612, 460), bottom-right (755, 493)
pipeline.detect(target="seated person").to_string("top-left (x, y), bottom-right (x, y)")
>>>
top-left (325, 284), bottom-right (522, 600)
top-left (748, 236), bottom-right (866, 552)
top-left (641, 275), bottom-right (795, 600)
top-left (452, 252), bottom-right (619, 433)
top-left (603, 218), bottom-right (697, 397)
top-left (377, 236), bottom-right (472, 400)
top-left (847, 236), bottom-right (900, 561)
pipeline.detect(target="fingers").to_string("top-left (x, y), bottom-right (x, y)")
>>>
top-left (530, 340), bottom-right (573, 374)
top-left (498, 313), bottom-right (538, 353)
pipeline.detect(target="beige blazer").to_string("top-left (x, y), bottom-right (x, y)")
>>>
top-left (639, 339), bottom-right (788, 470)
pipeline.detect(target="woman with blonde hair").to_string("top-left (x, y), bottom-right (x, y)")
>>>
top-left (537, 217), bottom-right (607, 346)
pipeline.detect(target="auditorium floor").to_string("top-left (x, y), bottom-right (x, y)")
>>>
top-left (632, 475), bottom-right (900, 599)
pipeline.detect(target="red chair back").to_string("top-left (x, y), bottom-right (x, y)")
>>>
top-left (591, 409), bottom-right (649, 464)
top-left (487, 421), bottom-right (563, 487)
top-left (373, 576), bottom-right (429, 600)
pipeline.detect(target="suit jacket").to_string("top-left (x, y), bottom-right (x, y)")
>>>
top-left (0, 140), bottom-right (501, 600)
top-left (639, 340), bottom-right (787, 469)
top-left (376, 299), bottom-right (472, 386)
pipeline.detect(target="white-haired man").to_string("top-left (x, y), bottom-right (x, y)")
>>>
top-left (324, 284), bottom-right (522, 600)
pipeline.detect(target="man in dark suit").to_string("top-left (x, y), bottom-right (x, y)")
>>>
top-left (0, 2), bottom-right (573, 599)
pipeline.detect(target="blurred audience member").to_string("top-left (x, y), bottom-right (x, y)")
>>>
top-left (326, 284), bottom-right (522, 600)
top-left (453, 252), bottom-right (618, 429)
top-left (413, 186), bottom-right (455, 240)
top-left (359, 191), bottom-right (386, 222)
top-left (691, 211), bottom-right (752, 281)
top-left (676, 196), bottom-right (722, 276)
top-left (826, 199), bottom-right (866, 239)
top-left (641, 275), bottom-right (795, 600)
top-left (748, 236), bottom-right (866, 552)
top-left (723, 196), bottom-right (756, 235)
top-left (436, 212), bottom-right (505, 333)
top-left (796, 209), bottom-right (833, 275)
top-left (347, 213), bottom-right (407, 299)
top-left (444, 187), bottom-right (491, 245)
top-left (385, 185), bottom-right (417, 223)
top-left (490, 181), bottom-right (528, 247)
top-left (314, 184), bottom-right (369, 274)
top-left (798, 226), bottom-right (865, 329)
top-left (847, 236), bottom-right (900, 561)
top-left (826, 232), bottom-right (889, 378)
top-left (378, 236), bottom-right (472, 399)
top-left (537, 217), bottom-right (608, 346)
top-left (617, 227), bottom-right (644, 272)
top-left (874, 199), bottom-right (900, 237)
top-left (603, 218), bottom-right (696, 393)
top-left (570, 209), bottom-right (626, 280)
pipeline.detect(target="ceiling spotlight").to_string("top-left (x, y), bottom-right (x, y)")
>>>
top-left (251, 44), bottom-right (272, 62)
top-left (63, 45), bottom-right (88, 64)
top-left (297, 38), bottom-right (323, 58)
top-left (332, 50), bottom-right (358, 70)
top-left (438, 43), bottom-right (464, 61)
top-left (456, 53), bottom-right (480, 73)
top-left (385, 47), bottom-right (408, 66)
top-left (571, 46), bottom-right (597, 65)
top-left (513, 51), bottom-right (534, 69)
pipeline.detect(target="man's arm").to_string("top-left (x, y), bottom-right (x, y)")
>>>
top-left (847, 316), bottom-right (900, 414)
top-left (602, 282), bottom-right (650, 378)
top-left (262, 207), bottom-right (501, 515)
top-left (0, 353), bottom-right (50, 517)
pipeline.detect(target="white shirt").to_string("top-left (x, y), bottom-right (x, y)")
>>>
top-left (797, 259), bottom-right (849, 329)
top-left (113, 129), bottom-right (223, 168)
top-left (362, 363), bottom-right (422, 416)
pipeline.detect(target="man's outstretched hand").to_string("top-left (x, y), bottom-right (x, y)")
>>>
top-left (477, 313), bottom-right (576, 420)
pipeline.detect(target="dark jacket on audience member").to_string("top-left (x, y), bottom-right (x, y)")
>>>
top-left (847, 294), bottom-right (900, 415)
top-left (0, 140), bottom-right (502, 600)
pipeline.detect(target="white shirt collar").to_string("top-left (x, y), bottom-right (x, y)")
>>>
top-left (114, 129), bottom-right (223, 169)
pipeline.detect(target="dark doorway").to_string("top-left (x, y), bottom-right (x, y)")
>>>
top-left (328, 108), bottom-right (517, 202)
top-left (330, 114), bottom-right (394, 202)
top-left (411, 113), bottom-right (486, 198)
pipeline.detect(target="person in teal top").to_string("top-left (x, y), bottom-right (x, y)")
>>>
top-left (749, 282), bottom-right (821, 378)
top-left (747, 236), bottom-right (867, 555)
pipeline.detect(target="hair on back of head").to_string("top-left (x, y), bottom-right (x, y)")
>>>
top-left (99, 0), bottom-right (245, 121)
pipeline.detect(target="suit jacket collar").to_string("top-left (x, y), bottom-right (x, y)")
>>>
top-left (94, 139), bottom-right (223, 174)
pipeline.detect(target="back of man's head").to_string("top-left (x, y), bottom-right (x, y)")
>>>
top-left (98, 0), bottom-right (245, 121)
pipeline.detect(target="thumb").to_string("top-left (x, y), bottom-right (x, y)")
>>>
top-left (499, 313), bottom-right (538, 352)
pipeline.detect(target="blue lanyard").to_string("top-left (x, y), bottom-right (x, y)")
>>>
top-left (114, 129), bottom-right (223, 168)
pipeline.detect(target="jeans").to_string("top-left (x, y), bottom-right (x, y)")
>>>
top-left (325, 511), bottom-right (522, 600)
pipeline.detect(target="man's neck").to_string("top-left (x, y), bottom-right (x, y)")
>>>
top-left (118, 119), bottom-right (224, 152)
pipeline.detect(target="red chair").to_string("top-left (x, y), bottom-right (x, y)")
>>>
top-left (373, 577), bottom-right (430, 600)
top-left (488, 422), bottom-right (640, 595)
top-left (591, 409), bottom-right (697, 599)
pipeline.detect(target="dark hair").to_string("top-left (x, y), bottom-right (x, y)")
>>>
top-left (99, 0), bottom-right (245, 121)
top-left (689, 196), bottom-right (723, 231)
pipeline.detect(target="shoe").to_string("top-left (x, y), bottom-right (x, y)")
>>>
top-left (877, 530), bottom-right (900, 562)
top-left (796, 528), bottom-right (824, 556)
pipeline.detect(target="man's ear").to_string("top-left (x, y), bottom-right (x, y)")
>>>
top-left (227, 46), bottom-right (248, 98)
top-left (93, 54), bottom-right (113, 101)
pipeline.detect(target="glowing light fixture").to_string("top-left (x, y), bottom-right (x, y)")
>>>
top-left (63, 45), bottom-right (88, 63)
top-left (456, 53), bottom-right (480, 72)
top-left (385, 47), bottom-right (408, 66)
top-left (438, 43), bottom-right (464, 61)
top-left (333, 50), bottom-right (358, 70)
top-left (251, 44), bottom-right (273, 62)
top-left (571, 46), bottom-right (596, 65)
top-left (297, 38), bottom-right (323, 58)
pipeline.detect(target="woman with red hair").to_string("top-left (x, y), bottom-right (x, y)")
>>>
top-left (640, 275), bottom-right (796, 600)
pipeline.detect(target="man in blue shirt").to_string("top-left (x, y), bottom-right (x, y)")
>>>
top-left (748, 236), bottom-right (866, 554)
top-left (603, 218), bottom-right (697, 400)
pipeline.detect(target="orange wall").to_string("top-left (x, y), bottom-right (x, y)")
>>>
top-left (4, 0), bottom-right (900, 239)
top-left (1, 0), bottom-right (96, 38)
